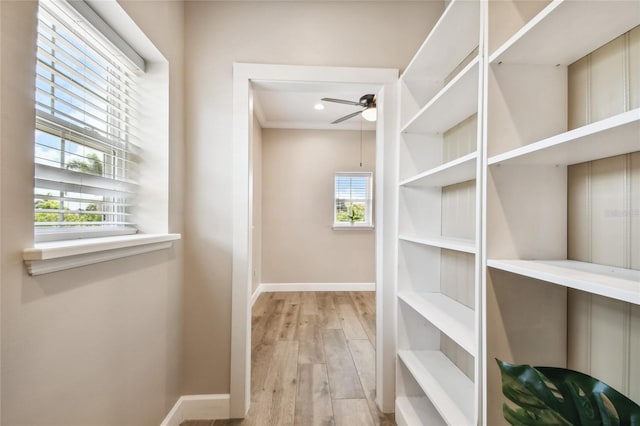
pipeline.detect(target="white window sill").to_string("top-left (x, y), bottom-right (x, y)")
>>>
top-left (332, 224), bottom-right (375, 231)
top-left (23, 233), bottom-right (181, 276)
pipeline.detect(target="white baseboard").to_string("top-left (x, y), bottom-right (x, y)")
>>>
top-left (251, 282), bottom-right (375, 305)
top-left (160, 394), bottom-right (230, 426)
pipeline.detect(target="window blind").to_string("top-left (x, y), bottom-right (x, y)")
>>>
top-left (334, 172), bottom-right (373, 225)
top-left (34, 0), bottom-right (143, 241)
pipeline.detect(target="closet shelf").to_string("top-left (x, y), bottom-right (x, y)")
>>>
top-left (399, 234), bottom-right (476, 254)
top-left (402, 58), bottom-right (479, 134)
top-left (490, 0), bottom-right (640, 65)
top-left (398, 292), bottom-right (476, 356)
top-left (396, 396), bottom-right (443, 426)
top-left (398, 350), bottom-right (475, 426)
top-left (402, 0), bottom-right (479, 86)
top-left (488, 259), bottom-right (640, 305)
top-left (488, 109), bottom-right (640, 166)
top-left (400, 152), bottom-right (477, 188)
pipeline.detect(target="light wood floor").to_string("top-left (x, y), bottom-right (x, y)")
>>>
top-left (183, 291), bottom-right (395, 426)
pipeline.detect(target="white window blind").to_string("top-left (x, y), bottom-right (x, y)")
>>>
top-left (334, 172), bottom-right (373, 226)
top-left (34, 0), bottom-right (144, 241)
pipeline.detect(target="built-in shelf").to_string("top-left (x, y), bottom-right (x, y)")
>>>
top-left (488, 259), bottom-right (640, 305)
top-left (397, 0), bottom-right (482, 421)
top-left (399, 234), bottom-right (476, 254)
top-left (398, 292), bottom-right (475, 356)
top-left (396, 396), bottom-right (444, 426)
top-left (402, 0), bottom-right (479, 85)
top-left (400, 152), bottom-right (477, 188)
top-left (489, 109), bottom-right (640, 166)
top-left (490, 0), bottom-right (640, 65)
top-left (402, 58), bottom-right (479, 134)
top-left (398, 350), bottom-right (475, 426)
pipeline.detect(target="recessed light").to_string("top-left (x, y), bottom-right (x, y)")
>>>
top-left (314, 103), bottom-right (325, 111)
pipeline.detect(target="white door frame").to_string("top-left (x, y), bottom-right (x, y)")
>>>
top-left (231, 63), bottom-right (398, 418)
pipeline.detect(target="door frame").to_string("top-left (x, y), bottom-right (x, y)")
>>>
top-left (231, 63), bottom-right (398, 418)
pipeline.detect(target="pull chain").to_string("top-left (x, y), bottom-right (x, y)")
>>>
top-left (360, 119), bottom-right (363, 168)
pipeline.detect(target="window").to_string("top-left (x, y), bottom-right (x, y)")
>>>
top-left (334, 172), bottom-right (373, 228)
top-left (34, 0), bottom-right (145, 242)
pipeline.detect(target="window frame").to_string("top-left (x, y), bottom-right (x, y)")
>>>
top-left (333, 171), bottom-right (374, 229)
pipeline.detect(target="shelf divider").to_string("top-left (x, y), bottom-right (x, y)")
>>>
top-left (488, 109), bottom-right (640, 166)
top-left (402, 58), bottom-right (479, 134)
top-left (398, 292), bottom-right (476, 356)
top-left (488, 259), bottom-right (640, 305)
top-left (400, 152), bottom-right (477, 188)
top-left (402, 0), bottom-right (479, 84)
top-left (490, 0), bottom-right (640, 66)
top-left (398, 234), bottom-right (476, 254)
top-left (398, 350), bottom-right (475, 426)
top-left (396, 396), bottom-right (444, 426)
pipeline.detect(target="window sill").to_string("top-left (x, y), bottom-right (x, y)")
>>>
top-left (23, 233), bottom-right (181, 276)
top-left (332, 224), bottom-right (375, 231)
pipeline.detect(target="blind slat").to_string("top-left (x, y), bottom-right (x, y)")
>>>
top-left (36, 164), bottom-right (136, 194)
top-left (37, 111), bottom-right (141, 152)
top-left (35, 193), bottom-right (131, 208)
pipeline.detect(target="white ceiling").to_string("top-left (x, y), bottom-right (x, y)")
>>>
top-left (252, 80), bottom-right (381, 131)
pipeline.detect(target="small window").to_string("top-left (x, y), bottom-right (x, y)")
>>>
top-left (334, 172), bottom-right (373, 228)
top-left (33, 0), bottom-right (144, 242)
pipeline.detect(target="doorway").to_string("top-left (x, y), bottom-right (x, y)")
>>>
top-left (231, 63), bottom-right (398, 418)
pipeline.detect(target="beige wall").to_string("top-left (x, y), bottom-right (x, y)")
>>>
top-left (0, 2), bottom-right (184, 425)
top-left (261, 129), bottom-right (375, 284)
top-left (183, 0), bottom-right (441, 394)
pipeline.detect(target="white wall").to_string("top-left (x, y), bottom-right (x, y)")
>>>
top-left (252, 116), bottom-right (263, 294)
top-left (261, 128), bottom-right (376, 284)
top-left (183, 0), bottom-right (442, 395)
top-left (0, 1), bottom-right (185, 425)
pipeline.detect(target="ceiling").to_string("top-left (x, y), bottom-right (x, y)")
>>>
top-left (252, 80), bottom-right (381, 131)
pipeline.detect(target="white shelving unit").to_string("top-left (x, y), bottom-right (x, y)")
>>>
top-left (396, 0), bottom-right (482, 423)
top-left (483, 1), bottom-right (640, 425)
top-left (396, 0), bottom-right (639, 424)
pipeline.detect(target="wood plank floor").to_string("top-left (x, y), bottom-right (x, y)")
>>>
top-left (183, 291), bottom-right (395, 426)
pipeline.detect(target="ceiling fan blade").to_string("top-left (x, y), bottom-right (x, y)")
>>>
top-left (321, 97), bottom-right (362, 107)
top-left (331, 110), bottom-right (363, 124)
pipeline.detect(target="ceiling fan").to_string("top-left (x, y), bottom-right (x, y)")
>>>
top-left (321, 94), bottom-right (377, 124)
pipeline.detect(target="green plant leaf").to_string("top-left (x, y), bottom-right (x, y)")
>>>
top-left (497, 359), bottom-right (640, 426)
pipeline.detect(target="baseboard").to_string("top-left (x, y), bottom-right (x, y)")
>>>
top-left (160, 394), bottom-right (230, 426)
top-left (253, 282), bottom-right (375, 304)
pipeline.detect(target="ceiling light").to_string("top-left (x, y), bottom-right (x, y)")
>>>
top-left (314, 103), bottom-right (325, 111)
top-left (361, 106), bottom-right (377, 122)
